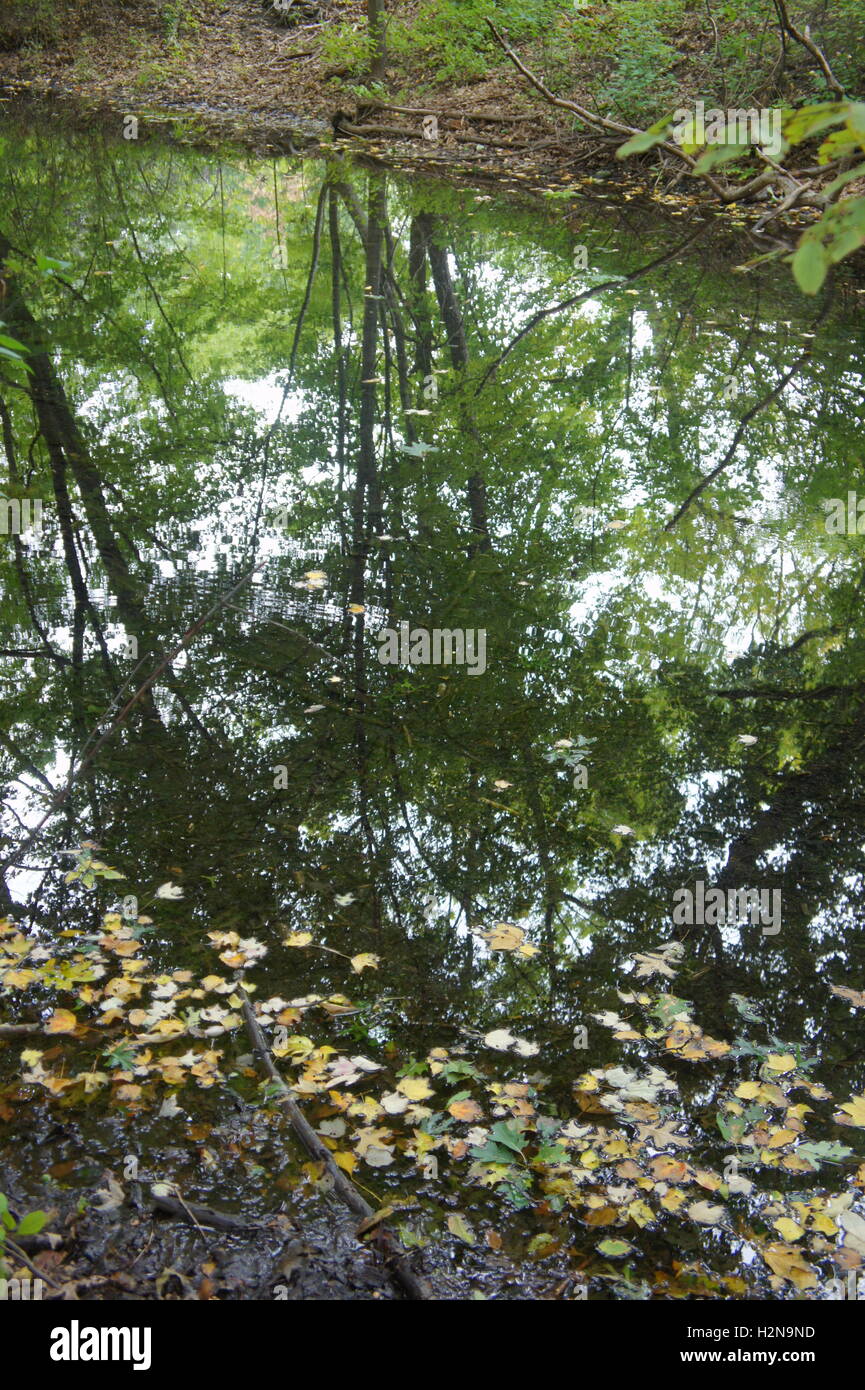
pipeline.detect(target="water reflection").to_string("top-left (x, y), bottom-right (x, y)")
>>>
top-left (1, 122), bottom-right (864, 1294)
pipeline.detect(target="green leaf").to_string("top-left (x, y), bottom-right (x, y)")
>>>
top-left (16, 1210), bottom-right (47, 1236)
top-left (783, 102), bottom-right (847, 146)
top-left (791, 238), bottom-right (828, 295)
top-left (615, 129), bottom-right (668, 159)
top-left (34, 254), bottom-right (72, 277)
top-left (469, 1141), bottom-right (518, 1164)
top-left (488, 1120), bottom-right (527, 1155)
top-left (795, 1140), bottom-right (853, 1169)
top-left (825, 163), bottom-right (865, 198)
top-left (598, 1238), bottom-right (633, 1257)
top-left (446, 1212), bottom-right (475, 1245)
top-left (0, 333), bottom-right (29, 354)
top-left (693, 142), bottom-right (750, 174)
top-left (730, 993), bottom-right (764, 1024)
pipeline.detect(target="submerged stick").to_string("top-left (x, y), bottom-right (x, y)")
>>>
top-left (238, 985), bottom-right (432, 1300)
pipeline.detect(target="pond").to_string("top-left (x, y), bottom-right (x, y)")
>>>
top-left (1, 117), bottom-right (864, 1300)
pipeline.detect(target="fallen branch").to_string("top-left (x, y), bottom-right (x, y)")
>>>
top-left (238, 984), bottom-right (432, 1300)
top-left (335, 117), bottom-right (526, 152)
top-left (771, 0), bottom-right (845, 97)
top-left (151, 1189), bottom-right (265, 1232)
top-left (485, 18), bottom-right (799, 206)
top-left (367, 102), bottom-right (539, 124)
top-left (0, 1021), bottom-right (41, 1037)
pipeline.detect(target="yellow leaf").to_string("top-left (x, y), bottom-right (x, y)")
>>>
top-left (397, 1076), bottom-right (434, 1101)
top-left (766, 1128), bottom-right (798, 1148)
top-left (734, 1080), bottom-right (761, 1099)
top-left (46, 1008), bottom-right (78, 1034)
top-left (839, 1092), bottom-right (865, 1127)
top-left (626, 1199), bottom-right (654, 1228)
top-left (449, 1098), bottom-right (483, 1121)
top-left (773, 1217), bottom-right (804, 1242)
top-left (333, 1150), bottom-right (357, 1174)
top-left (766, 1053), bottom-right (796, 1074)
top-left (282, 932), bottom-right (313, 948)
top-left (762, 1242), bottom-right (818, 1290)
top-left (482, 923), bottom-right (529, 951)
top-left (42, 1075), bottom-right (76, 1094)
top-left (350, 953), bottom-right (380, 974)
top-left (811, 1213), bottom-right (838, 1236)
top-left (115, 1083), bottom-right (143, 1101)
top-left (275, 1035), bottom-right (315, 1059)
top-left (447, 1213), bottom-right (475, 1245)
top-left (2, 969), bottom-right (36, 988)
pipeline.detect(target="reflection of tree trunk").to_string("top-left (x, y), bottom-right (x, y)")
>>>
top-left (355, 181), bottom-right (386, 545)
top-left (416, 214), bottom-right (491, 555)
top-left (409, 219), bottom-right (433, 378)
top-left (1, 240), bottom-right (149, 636)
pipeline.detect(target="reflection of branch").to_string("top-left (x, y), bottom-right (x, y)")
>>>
top-left (474, 225), bottom-right (709, 393)
top-left (664, 286), bottom-right (835, 531)
top-left (0, 562), bottom-right (265, 872)
top-left (711, 682), bottom-right (863, 701)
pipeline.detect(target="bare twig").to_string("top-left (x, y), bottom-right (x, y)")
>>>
top-left (238, 984), bottom-right (432, 1300)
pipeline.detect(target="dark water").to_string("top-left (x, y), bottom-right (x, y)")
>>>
top-left (1, 120), bottom-right (865, 1298)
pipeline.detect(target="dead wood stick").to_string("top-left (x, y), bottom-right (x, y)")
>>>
top-left (336, 119), bottom-right (525, 151)
top-left (150, 1190), bottom-right (263, 1232)
top-left (238, 986), bottom-right (432, 1300)
top-left (367, 102), bottom-right (538, 124)
top-left (771, 0), bottom-right (845, 96)
top-left (0, 1022), bottom-right (41, 1037)
top-left (485, 19), bottom-right (787, 205)
top-left (4, 1237), bottom-right (64, 1290)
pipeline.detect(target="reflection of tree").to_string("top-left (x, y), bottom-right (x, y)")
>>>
top-left (0, 130), bottom-right (863, 1094)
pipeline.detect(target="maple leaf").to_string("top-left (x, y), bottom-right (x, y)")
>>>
top-left (350, 953), bottom-right (380, 973)
top-left (46, 1008), bottom-right (78, 1034)
top-left (761, 1242), bottom-right (818, 1290)
top-left (839, 1091), bottom-right (865, 1127)
top-left (397, 1076), bottom-right (434, 1102)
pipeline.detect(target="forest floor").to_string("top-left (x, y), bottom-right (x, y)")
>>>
top-left (0, 0), bottom-right (847, 241)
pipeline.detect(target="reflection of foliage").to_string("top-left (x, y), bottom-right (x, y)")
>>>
top-left (0, 127), bottom-right (864, 1292)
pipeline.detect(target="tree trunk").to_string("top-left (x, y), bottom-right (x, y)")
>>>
top-left (367, 0), bottom-right (387, 84)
